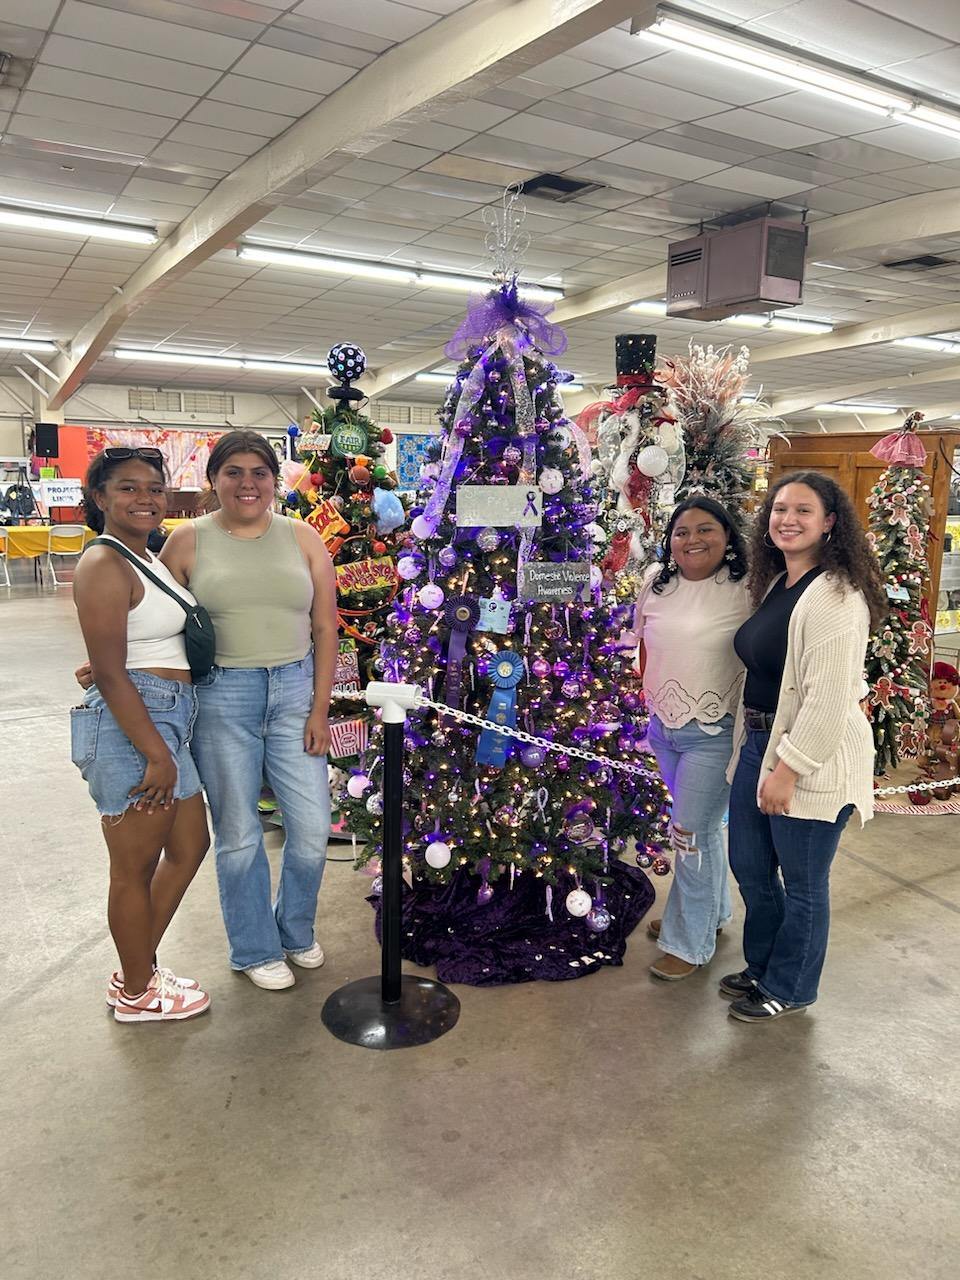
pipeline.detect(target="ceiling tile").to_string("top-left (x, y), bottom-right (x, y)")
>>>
top-left (207, 75), bottom-right (324, 117)
top-left (8, 115), bottom-right (156, 160)
top-left (25, 63), bottom-right (198, 118)
top-left (601, 139), bottom-right (727, 181)
top-left (16, 91), bottom-right (173, 139)
top-left (746, 0), bottom-right (950, 70)
top-left (696, 166), bottom-right (815, 198)
top-left (489, 114), bottom-right (635, 159)
top-left (627, 49), bottom-right (782, 108)
top-left (693, 107), bottom-right (833, 150)
top-left (1, 0), bottom-right (61, 26)
top-left (53, 1), bottom-right (249, 69)
top-left (39, 34), bottom-right (223, 95)
top-left (230, 45), bottom-right (356, 93)
top-left (167, 122), bottom-right (265, 157)
top-left (860, 0), bottom-right (960, 42)
top-left (292, 0), bottom-right (435, 41)
top-left (186, 100), bottom-right (296, 138)
top-left (883, 46), bottom-right (960, 103)
top-left (592, 72), bottom-right (728, 123)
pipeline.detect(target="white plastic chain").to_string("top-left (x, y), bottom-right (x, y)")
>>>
top-left (336, 688), bottom-right (960, 799)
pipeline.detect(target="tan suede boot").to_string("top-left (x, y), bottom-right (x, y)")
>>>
top-left (649, 953), bottom-right (700, 981)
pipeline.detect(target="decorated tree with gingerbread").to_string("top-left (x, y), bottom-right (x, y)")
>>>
top-left (864, 411), bottom-right (932, 774)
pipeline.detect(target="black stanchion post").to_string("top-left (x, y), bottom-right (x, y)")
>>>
top-left (321, 682), bottom-right (460, 1049)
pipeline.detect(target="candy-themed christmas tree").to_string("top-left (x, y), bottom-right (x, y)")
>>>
top-left (865, 411), bottom-right (932, 774)
top-left (341, 188), bottom-right (670, 985)
top-left (657, 342), bottom-right (772, 516)
top-left (285, 343), bottom-right (408, 680)
top-left (584, 333), bottom-right (685, 600)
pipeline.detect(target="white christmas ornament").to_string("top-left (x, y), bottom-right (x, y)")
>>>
top-left (346, 774), bottom-right (370, 799)
top-left (418, 582), bottom-right (445, 610)
top-left (539, 468), bottom-right (563, 494)
top-left (425, 840), bottom-right (453, 869)
top-left (637, 445), bottom-right (670, 478)
top-left (566, 888), bottom-right (593, 918)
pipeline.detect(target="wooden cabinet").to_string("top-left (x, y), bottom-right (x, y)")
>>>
top-left (766, 429), bottom-right (960, 618)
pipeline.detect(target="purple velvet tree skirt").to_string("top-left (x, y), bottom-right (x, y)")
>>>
top-left (371, 860), bottom-right (655, 986)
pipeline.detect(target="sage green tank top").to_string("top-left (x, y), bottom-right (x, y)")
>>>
top-left (191, 513), bottom-right (313, 668)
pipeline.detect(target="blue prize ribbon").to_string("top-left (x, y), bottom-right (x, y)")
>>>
top-left (475, 650), bottom-right (525, 769)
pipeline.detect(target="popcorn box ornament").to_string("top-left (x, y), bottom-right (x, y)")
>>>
top-left (329, 717), bottom-right (369, 760)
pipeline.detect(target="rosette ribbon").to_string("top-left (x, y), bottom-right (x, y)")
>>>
top-left (441, 594), bottom-right (480, 727)
top-left (475, 650), bottom-right (525, 768)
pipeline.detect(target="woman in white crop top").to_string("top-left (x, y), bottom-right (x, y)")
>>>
top-left (625, 496), bottom-right (752, 982)
top-left (71, 448), bottom-right (210, 1023)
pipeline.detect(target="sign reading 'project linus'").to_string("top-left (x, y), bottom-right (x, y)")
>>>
top-left (519, 561), bottom-right (591, 602)
top-left (455, 485), bottom-right (543, 528)
top-left (39, 478), bottom-right (83, 508)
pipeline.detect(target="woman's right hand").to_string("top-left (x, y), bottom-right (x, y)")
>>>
top-left (75, 661), bottom-right (94, 690)
top-left (129, 751), bottom-right (178, 812)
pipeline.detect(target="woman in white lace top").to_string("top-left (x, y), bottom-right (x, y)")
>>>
top-left (627, 497), bottom-right (751, 981)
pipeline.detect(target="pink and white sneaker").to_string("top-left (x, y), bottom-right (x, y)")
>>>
top-left (106, 966), bottom-right (201, 1008)
top-left (114, 970), bottom-right (210, 1023)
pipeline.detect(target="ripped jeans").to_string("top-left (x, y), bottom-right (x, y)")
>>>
top-left (647, 714), bottom-right (734, 965)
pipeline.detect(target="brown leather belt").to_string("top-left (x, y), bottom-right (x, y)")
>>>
top-left (743, 707), bottom-right (776, 732)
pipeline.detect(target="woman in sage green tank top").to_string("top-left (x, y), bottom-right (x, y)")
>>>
top-left (160, 431), bottom-right (339, 990)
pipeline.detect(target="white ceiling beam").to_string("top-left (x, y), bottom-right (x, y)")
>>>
top-left (772, 360), bottom-right (960, 417)
top-left (48, 0), bottom-right (644, 410)
top-left (752, 301), bottom-right (960, 368)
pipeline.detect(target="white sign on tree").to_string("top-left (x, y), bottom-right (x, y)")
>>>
top-left (455, 485), bottom-right (543, 528)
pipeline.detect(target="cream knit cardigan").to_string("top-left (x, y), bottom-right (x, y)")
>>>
top-left (726, 572), bottom-right (875, 825)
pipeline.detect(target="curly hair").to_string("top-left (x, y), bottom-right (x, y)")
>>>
top-left (749, 471), bottom-right (887, 628)
top-left (651, 495), bottom-right (748, 594)
top-left (81, 449), bottom-right (166, 534)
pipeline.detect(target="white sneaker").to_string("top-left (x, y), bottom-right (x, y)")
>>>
top-left (245, 960), bottom-right (295, 989)
top-left (285, 941), bottom-right (325, 969)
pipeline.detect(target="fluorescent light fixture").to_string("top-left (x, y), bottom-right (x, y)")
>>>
top-left (562, 383), bottom-right (584, 393)
top-left (416, 372), bottom-right (456, 386)
top-left (238, 244), bottom-right (563, 301)
top-left (811, 262), bottom-right (848, 271)
top-left (634, 12), bottom-right (960, 138)
top-left (0, 337), bottom-right (58, 353)
top-left (893, 336), bottom-right (960, 354)
top-left (114, 349), bottom-right (331, 377)
top-left (813, 402), bottom-right (899, 415)
top-left (629, 300), bottom-right (831, 333)
top-left (0, 204), bottom-right (157, 245)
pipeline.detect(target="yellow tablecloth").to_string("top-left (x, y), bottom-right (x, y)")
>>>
top-left (3, 527), bottom-right (94, 559)
top-left (161, 518), bottom-right (192, 533)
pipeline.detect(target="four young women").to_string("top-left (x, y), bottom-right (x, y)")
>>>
top-left (71, 430), bottom-right (886, 1027)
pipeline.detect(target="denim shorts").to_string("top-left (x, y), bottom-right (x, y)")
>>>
top-left (70, 671), bottom-right (202, 817)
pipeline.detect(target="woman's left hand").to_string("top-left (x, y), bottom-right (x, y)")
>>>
top-left (304, 709), bottom-right (330, 756)
top-left (759, 762), bottom-right (798, 816)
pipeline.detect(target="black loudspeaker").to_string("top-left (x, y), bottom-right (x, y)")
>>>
top-left (34, 423), bottom-right (60, 457)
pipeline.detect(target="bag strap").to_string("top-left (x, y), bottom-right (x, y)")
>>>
top-left (91, 536), bottom-right (192, 616)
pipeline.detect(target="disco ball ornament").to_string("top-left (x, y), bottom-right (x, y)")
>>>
top-left (586, 904), bottom-right (612, 933)
top-left (636, 849), bottom-right (654, 869)
top-left (438, 545), bottom-right (458, 569)
top-left (425, 840), bottom-right (452, 869)
top-left (476, 527), bottom-right (501, 552)
top-left (651, 855), bottom-right (672, 876)
top-left (539, 468), bottom-right (563, 495)
top-left (520, 745), bottom-right (546, 767)
top-left (346, 773), bottom-right (370, 799)
top-left (503, 445), bottom-right (522, 466)
top-left (476, 881), bottom-right (495, 906)
top-left (370, 875), bottom-right (383, 895)
top-left (365, 793), bottom-right (383, 815)
top-left (565, 888), bottom-right (593, 918)
top-left (327, 341), bottom-right (366, 382)
top-left (418, 582), bottom-right (445, 610)
top-left (637, 445), bottom-right (670, 478)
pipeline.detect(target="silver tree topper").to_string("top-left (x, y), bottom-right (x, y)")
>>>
top-left (482, 183), bottom-right (530, 282)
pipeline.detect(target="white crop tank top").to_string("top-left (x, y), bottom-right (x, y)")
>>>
top-left (99, 535), bottom-right (197, 671)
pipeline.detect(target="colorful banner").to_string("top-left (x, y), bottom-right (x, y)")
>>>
top-left (85, 427), bottom-right (222, 490)
top-left (335, 556), bottom-right (397, 596)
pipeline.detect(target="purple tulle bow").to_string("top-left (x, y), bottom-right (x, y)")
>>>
top-left (444, 278), bottom-right (568, 359)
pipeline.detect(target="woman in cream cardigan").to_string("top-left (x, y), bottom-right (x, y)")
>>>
top-left (724, 472), bottom-right (886, 1023)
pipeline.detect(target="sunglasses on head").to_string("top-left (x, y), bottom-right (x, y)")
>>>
top-left (103, 446), bottom-right (164, 468)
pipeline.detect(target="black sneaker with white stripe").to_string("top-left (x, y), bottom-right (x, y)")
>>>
top-left (728, 986), bottom-right (807, 1022)
top-left (718, 970), bottom-right (756, 998)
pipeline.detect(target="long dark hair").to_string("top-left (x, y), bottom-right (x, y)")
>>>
top-left (651, 495), bottom-right (748, 594)
top-left (749, 471), bottom-right (887, 628)
top-left (81, 449), bottom-right (166, 534)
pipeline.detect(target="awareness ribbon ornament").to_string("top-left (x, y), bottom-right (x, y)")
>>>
top-left (441, 594), bottom-right (480, 727)
top-left (475, 650), bottom-right (525, 768)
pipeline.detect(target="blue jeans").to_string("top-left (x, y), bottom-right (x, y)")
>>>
top-left (191, 655), bottom-right (330, 970)
top-left (647, 714), bottom-right (734, 965)
top-left (728, 729), bottom-right (853, 1006)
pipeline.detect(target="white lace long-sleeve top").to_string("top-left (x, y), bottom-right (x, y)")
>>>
top-left (628, 564), bottom-right (752, 729)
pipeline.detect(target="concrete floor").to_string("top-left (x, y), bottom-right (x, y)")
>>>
top-left (1, 584), bottom-right (958, 1280)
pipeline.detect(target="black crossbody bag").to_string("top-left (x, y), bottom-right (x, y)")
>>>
top-left (92, 537), bottom-right (216, 680)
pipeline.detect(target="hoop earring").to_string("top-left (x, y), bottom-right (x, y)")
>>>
top-left (763, 532), bottom-right (776, 549)
top-left (823, 531), bottom-right (833, 543)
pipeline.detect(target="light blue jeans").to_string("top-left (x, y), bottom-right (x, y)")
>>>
top-left (647, 714), bottom-right (734, 965)
top-left (191, 654), bottom-right (330, 971)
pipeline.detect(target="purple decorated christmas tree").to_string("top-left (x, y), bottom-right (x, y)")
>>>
top-left (341, 188), bottom-right (670, 985)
